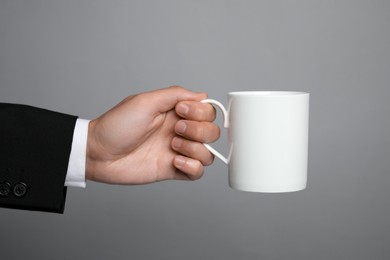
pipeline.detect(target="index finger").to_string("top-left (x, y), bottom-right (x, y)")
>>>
top-left (175, 101), bottom-right (216, 122)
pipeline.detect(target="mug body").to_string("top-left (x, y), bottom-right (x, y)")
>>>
top-left (227, 91), bottom-right (309, 193)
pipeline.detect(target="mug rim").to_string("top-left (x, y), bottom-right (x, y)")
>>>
top-left (228, 91), bottom-right (309, 96)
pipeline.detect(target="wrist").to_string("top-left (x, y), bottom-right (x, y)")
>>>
top-left (86, 119), bottom-right (98, 181)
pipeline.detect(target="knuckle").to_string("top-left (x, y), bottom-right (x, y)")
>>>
top-left (214, 124), bottom-right (221, 141)
top-left (168, 85), bottom-right (184, 91)
top-left (203, 154), bottom-right (215, 166)
top-left (196, 125), bottom-right (206, 140)
top-left (184, 140), bottom-right (195, 154)
top-left (197, 103), bottom-right (215, 121)
top-left (204, 123), bottom-right (220, 143)
top-left (206, 104), bottom-right (217, 121)
top-left (191, 164), bottom-right (204, 180)
top-left (185, 160), bottom-right (204, 181)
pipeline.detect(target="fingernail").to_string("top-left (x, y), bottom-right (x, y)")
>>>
top-left (176, 121), bottom-right (187, 134)
top-left (172, 137), bottom-right (183, 149)
top-left (174, 156), bottom-right (186, 167)
top-left (177, 103), bottom-right (189, 115)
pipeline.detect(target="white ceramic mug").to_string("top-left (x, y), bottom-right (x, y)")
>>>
top-left (202, 91), bottom-right (309, 193)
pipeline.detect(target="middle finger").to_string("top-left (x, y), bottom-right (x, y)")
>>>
top-left (175, 120), bottom-right (220, 143)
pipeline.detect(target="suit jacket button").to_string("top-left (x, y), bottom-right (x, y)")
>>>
top-left (13, 182), bottom-right (28, 197)
top-left (0, 182), bottom-right (11, 197)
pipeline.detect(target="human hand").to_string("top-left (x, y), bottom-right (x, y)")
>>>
top-left (85, 86), bottom-right (219, 184)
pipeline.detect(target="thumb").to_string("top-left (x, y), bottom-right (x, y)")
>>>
top-left (144, 86), bottom-right (208, 113)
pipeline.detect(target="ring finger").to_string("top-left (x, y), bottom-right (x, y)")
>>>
top-left (171, 137), bottom-right (214, 166)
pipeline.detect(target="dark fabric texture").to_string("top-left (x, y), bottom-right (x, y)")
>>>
top-left (0, 103), bottom-right (77, 213)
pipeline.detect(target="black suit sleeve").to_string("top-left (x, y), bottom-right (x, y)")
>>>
top-left (0, 103), bottom-right (78, 213)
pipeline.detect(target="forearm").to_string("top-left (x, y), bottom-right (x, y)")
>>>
top-left (0, 103), bottom-right (77, 213)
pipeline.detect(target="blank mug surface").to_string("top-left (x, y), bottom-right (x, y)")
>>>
top-left (203, 91), bottom-right (309, 193)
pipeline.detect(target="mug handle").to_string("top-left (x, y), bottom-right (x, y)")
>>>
top-left (201, 99), bottom-right (229, 165)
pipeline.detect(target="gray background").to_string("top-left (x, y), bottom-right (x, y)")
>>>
top-left (1, 0), bottom-right (389, 259)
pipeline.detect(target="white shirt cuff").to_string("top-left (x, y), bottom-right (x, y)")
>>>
top-left (65, 118), bottom-right (89, 188)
